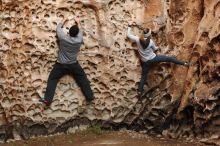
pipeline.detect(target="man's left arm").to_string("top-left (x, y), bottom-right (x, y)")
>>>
top-left (56, 23), bottom-right (66, 39)
top-left (56, 18), bottom-right (69, 39)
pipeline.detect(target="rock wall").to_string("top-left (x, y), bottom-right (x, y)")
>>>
top-left (0, 0), bottom-right (219, 144)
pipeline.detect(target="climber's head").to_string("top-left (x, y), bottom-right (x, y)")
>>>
top-left (139, 28), bottom-right (151, 49)
top-left (139, 36), bottom-right (150, 49)
top-left (69, 25), bottom-right (79, 37)
top-left (143, 28), bottom-right (151, 38)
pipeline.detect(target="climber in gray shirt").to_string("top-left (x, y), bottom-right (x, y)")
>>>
top-left (127, 24), bottom-right (190, 97)
top-left (40, 18), bottom-right (94, 106)
top-left (56, 22), bottom-right (83, 64)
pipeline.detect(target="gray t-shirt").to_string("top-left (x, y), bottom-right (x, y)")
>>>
top-left (56, 23), bottom-right (83, 64)
top-left (127, 27), bottom-right (158, 62)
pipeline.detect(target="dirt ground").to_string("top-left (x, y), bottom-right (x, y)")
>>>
top-left (0, 131), bottom-right (205, 146)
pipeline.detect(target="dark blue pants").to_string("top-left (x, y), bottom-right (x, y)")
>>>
top-left (44, 62), bottom-right (94, 103)
top-left (138, 55), bottom-right (185, 93)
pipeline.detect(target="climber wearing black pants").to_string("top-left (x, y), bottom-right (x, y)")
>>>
top-left (40, 18), bottom-right (94, 106)
top-left (127, 25), bottom-right (189, 97)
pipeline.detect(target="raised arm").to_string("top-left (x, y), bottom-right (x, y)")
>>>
top-left (77, 30), bottom-right (83, 42)
top-left (150, 39), bottom-right (159, 51)
top-left (71, 18), bottom-right (84, 43)
top-left (56, 23), bottom-right (66, 39)
top-left (74, 18), bottom-right (83, 39)
top-left (127, 26), bottom-right (139, 42)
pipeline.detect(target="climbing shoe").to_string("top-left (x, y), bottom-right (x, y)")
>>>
top-left (39, 98), bottom-right (50, 107)
top-left (184, 61), bottom-right (191, 67)
top-left (137, 91), bottom-right (144, 98)
top-left (86, 96), bottom-right (95, 102)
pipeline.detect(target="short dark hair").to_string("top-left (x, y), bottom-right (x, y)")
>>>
top-left (69, 25), bottom-right (79, 37)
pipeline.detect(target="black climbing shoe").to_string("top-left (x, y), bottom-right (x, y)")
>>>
top-left (184, 61), bottom-right (191, 67)
top-left (39, 98), bottom-right (50, 107)
top-left (86, 96), bottom-right (94, 102)
top-left (137, 91), bottom-right (144, 98)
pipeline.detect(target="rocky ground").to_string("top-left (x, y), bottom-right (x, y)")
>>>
top-left (0, 130), bottom-right (205, 146)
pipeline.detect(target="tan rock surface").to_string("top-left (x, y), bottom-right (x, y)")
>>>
top-left (0, 0), bottom-right (219, 143)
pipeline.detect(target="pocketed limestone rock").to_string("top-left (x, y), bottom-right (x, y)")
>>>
top-left (0, 0), bottom-right (219, 144)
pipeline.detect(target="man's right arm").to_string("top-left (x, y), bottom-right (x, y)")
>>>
top-left (77, 30), bottom-right (83, 42)
top-left (74, 18), bottom-right (84, 42)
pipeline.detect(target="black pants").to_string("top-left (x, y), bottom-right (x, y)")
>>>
top-left (138, 55), bottom-right (185, 93)
top-left (44, 62), bottom-right (94, 103)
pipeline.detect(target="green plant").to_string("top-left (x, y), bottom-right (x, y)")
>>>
top-left (87, 124), bottom-right (103, 135)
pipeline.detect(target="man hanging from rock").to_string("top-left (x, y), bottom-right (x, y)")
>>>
top-left (39, 18), bottom-right (94, 106)
top-left (127, 24), bottom-right (190, 97)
